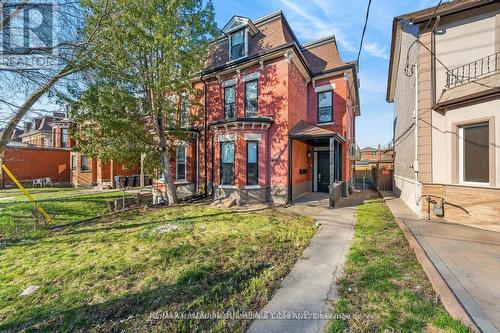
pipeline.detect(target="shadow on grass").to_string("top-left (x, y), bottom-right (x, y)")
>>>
top-left (0, 263), bottom-right (270, 332)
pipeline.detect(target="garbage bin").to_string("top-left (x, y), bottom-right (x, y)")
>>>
top-left (133, 175), bottom-right (139, 187)
top-left (126, 175), bottom-right (135, 187)
top-left (114, 176), bottom-right (122, 189)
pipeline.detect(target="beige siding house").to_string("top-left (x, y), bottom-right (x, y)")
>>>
top-left (387, 0), bottom-right (500, 231)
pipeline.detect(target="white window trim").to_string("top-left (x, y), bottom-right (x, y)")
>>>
top-left (228, 28), bottom-right (248, 62)
top-left (176, 146), bottom-right (186, 182)
top-left (316, 122), bottom-right (334, 126)
top-left (458, 126), bottom-right (490, 186)
top-left (314, 83), bottom-right (336, 93)
top-left (243, 71), bottom-right (260, 82)
top-left (244, 133), bottom-right (261, 141)
top-left (244, 185), bottom-right (261, 189)
top-left (219, 185), bottom-right (237, 189)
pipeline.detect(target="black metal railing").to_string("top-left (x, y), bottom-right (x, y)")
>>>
top-left (446, 52), bottom-right (500, 88)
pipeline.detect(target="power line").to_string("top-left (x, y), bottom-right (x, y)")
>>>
top-left (356, 0), bottom-right (372, 64)
top-left (404, 0), bottom-right (443, 77)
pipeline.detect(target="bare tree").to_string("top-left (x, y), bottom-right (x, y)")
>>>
top-left (0, 0), bottom-right (111, 183)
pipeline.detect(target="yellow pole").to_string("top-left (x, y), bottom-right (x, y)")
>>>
top-left (1, 164), bottom-right (54, 223)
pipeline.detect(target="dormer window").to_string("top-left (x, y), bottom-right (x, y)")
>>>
top-left (230, 29), bottom-right (245, 60)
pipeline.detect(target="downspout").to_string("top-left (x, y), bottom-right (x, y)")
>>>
top-left (195, 133), bottom-right (199, 193)
top-left (414, 63), bottom-right (420, 207)
top-left (201, 75), bottom-right (208, 196)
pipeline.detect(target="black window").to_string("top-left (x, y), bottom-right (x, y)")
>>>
top-left (461, 123), bottom-right (489, 183)
top-left (81, 155), bottom-right (89, 171)
top-left (71, 155), bottom-right (77, 171)
top-left (176, 146), bottom-right (186, 181)
top-left (61, 128), bottom-right (68, 148)
top-left (317, 91), bottom-right (333, 123)
top-left (245, 80), bottom-right (258, 117)
top-left (230, 29), bottom-right (245, 60)
top-left (246, 141), bottom-right (258, 185)
top-left (224, 85), bottom-right (235, 119)
top-left (220, 142), bottom-right (235, 185)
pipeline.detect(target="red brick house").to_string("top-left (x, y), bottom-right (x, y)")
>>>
top-left (165, 11), bottom-right (360, 205)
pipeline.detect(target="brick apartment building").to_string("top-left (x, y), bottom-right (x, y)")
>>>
top-left (164, 11), bottom-right (361, 205)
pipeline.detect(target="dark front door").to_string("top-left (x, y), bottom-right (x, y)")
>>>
top-left (317, 151), bottom-right (330, 192)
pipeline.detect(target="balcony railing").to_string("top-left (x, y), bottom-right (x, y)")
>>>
top-left (446, 52), bottom-right (500, 88)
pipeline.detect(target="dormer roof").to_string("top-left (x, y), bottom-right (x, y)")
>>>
top-left (222, 15), bottom-right (258, 35)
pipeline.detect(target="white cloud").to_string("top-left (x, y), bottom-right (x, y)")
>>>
top-left (362, 42), bottom-right (389, 60)
top-left (279, 0), bottom-right (357, 53)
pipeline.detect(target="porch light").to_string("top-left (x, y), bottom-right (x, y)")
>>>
top-left (306, 150), bottom-right (312, 158)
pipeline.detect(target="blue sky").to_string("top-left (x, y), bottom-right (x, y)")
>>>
top-left (212, 0), bottom-right (437, 148)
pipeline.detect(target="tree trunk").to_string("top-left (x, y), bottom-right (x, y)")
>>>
top-left (157, 114), bottom-right (178, 205)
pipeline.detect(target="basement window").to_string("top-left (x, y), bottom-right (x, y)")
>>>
top-left (459, 123), bottom-right (489, 185)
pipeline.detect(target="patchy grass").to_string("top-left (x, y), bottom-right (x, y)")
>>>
top-left (0, 205), bottom-right (315, 332)
top-left (0, 188), bottom-right (134, 241)
top-left (328, 200), bottom-right (471, 333)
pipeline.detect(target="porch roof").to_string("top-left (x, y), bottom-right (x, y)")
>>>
top-left (288, 121), bottom-right (346, 143)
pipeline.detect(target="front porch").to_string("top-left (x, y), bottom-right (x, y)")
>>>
top-left (287, 121), bottom-right (347, 207)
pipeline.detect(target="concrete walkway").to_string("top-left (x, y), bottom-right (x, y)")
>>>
top-left (382, 192), bottom-right (500, 333)
top-left (248, 191), bottom-right (377, 333)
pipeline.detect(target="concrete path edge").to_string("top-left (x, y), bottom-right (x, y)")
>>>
top-left (381, 193), bottom-right (481, 333)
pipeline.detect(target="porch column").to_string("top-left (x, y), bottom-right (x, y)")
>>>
top-left (329, 137), bottom-right (336, 207)
top-left (287, 137), bottom-right (292, 204)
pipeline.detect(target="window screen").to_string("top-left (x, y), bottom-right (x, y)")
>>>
top-left (247, 141), bottom-right (258, 185)
top-left (462, 123), bottom-right (489, 183)
top-left (220, 142), bottom-right (235, 185)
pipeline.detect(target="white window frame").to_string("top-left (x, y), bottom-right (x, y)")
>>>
top-left (228, 28), bottom-right (248, 61)
top-left (176, 146), bottom-right (186, 182)
top-left (458, 124), bottom-right (490, 186)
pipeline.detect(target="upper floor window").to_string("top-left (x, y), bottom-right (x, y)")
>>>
top-left (224, 85), bottom-right (235, 119)
top-left (230, 29), bottom-right (245, 60)
top-left (459, 123), bottom-right (489, 184)
top-left (245, 80), bottom-right (258, 117)
top-left (317, 91), bottom-right (333, 123)
top-left (180, 98), bottom-right (189, 126)
top-left (61, 128), bottom-right (68, 148)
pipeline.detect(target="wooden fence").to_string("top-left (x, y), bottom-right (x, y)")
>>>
top-left (354, 168), bottom-right (393, 192)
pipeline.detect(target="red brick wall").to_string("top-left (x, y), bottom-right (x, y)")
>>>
top-left (3, 147), bottom-right (70, 184)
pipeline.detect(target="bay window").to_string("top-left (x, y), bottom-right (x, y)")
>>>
top-left (246, 141), bottom-right (258, 185)
top-left (220, 142), bottom-right (235, 185)
top-left (245, 80), bottom-right (258, 117)
top-left (317, 91), bottom-right (333, 123)
top-left (459, 123), bottom-right (489, 184)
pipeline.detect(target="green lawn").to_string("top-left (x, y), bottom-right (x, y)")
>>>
top-left (0, 205), bottom-right (315, 332)
top-left (0, 188), bottom-right (134, 241)
top-left (328, 200), bottom-right (471, 333)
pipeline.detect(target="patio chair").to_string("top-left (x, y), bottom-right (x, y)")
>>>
top-left (44, 178), bottom-right (53, 187)
top-left (33, 179), bottom-right (43, 187)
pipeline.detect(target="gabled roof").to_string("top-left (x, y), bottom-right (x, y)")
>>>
top-left (361, 146), bottom-right (378, 151)
top-left (222, 15), bottom-right (258, 35)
